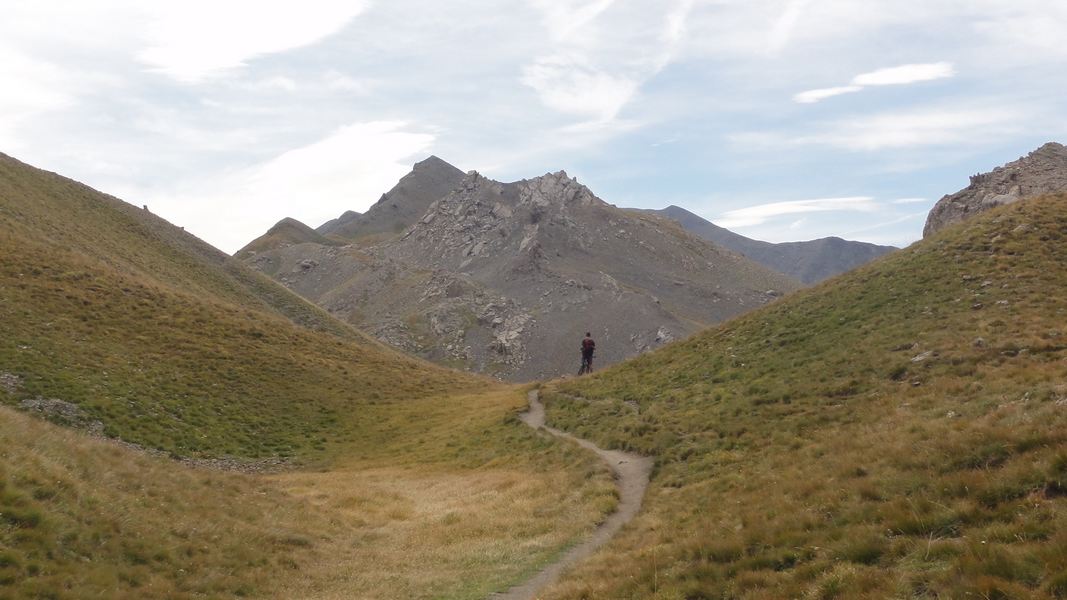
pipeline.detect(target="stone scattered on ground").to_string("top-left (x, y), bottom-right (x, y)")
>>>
top-left (0, 372), bottom-right (21, 394)
top-left (18, 396), bottom-right (105, 434)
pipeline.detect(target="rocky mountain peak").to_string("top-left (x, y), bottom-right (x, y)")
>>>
top-left (924, 142), bottom-right (1067, 237)
top-left (320, 155), bottom-right (466, 240)
top-left (520, 170), bottom-right (600, 210)
top-left (270, 216), bottom-right (311, 231)
top-left (1032, 141), bottom-right (1067, 157)
top-left (412, 154), bottom-right (456, 172)
top-left (240, 163), bottom-right (801, 381)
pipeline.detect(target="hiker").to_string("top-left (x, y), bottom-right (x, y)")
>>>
top-left (578, 332), bottom-right (596, 375)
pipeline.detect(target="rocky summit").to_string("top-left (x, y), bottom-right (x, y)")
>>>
top-left (239, 159), bottom-right (800, 381)
top-left (322, 155), bottom-right (465, 240)
top-left (924, 141), bottom-right (1067, 237)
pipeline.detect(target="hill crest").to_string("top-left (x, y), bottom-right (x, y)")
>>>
top-left (924, 141), bottom-right (1067, 237)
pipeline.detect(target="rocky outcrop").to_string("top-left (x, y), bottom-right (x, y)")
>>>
top-left (924, 142), bottom-right (1067, 237)
top-left (0, 372), bottom-right (20, 395)
top-left (240, 160), bottom-right (801, 381)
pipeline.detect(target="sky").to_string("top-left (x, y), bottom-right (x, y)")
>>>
top-left (2, 1), bottom-right (1065, 254)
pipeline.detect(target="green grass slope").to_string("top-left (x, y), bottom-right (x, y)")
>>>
top-left (0, 153), bottom-right (351, 336)
top-left (542, 194), bottom-right (1067, 598)
top-left (0, 151), bottom-right (481, 459)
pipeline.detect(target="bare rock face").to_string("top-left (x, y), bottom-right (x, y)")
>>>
top-left (924, 142), bottom-right (1067, 237)
top-left (239, 158), bottom-right (801, 381)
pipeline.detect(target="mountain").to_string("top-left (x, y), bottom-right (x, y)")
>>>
top-left (235, 216), bottom-right (342, 258)
top-left (924, 141), bottom-right (1067, 237)
top-left (315, 209), bottom-right (361, 234)
top-left (539, 192), bottom-right (1067, 598)
top-left (643, 205), bottom-right (896, 284)
top-left (0, 152), bottom-right (616, 597)
top-left (241, 164), bottom-right (801, 380)
top-left (323, 154), bottom-right (465, 240)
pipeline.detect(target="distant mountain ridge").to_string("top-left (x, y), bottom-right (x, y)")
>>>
top-left (239, 158), bottom-right (800, 380)
top-left (316, 209), bottom-right (361, 235)
top-left (641, 205), bottom-right (896, 284)
top-left (924, 141), bottom-right (1067, 237)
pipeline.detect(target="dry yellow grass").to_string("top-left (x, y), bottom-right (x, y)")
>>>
top-left (270, 465), bottom-right (605, 599)
top-left (1, 386), bottom-right (617, 599)
top-left (266, 388), bottom-right (619, 599)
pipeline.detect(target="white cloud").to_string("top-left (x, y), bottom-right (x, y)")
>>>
top-left (737, 106), bottom-right (1024, 151)
top-left (795, 62), bottom-right (955, 103)
top-left (521, 0), bottom-right (695, 127)
top-left (767, 0), bottom-right (813, 55)
top-left (840, 211), bottom-right (928, 237)
top-left (324, 71), bottom-right (375, 95)
top-left (971, 3), bottom-right (1067, 61)
top-left (793, 86), bottom-right (862, 104)
top-left (803, 107), bottom-right (1021, 150)
top-left (851, 62), bottom-right (956, 86)
top-left (0, 47), bottom-right (74, 142)
top-left (143, 121), bottom-right (435, 253)
top-left (256, 76), bottom-right (299, 92)
top-left (663, 0), bottom-right (696, 46)
top-left (138, 1), bottom-right (371, 82)
top-left (715, 197), bottom-right (879, 228)
top-left (521, 55), bottom-right (639, 122)
top-left (528, 0), bottom-right (617, 42)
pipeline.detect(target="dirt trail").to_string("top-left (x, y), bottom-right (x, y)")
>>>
top-left (491, 390), bottom-right (653, 600)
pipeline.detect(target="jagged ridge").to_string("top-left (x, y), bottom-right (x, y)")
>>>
top-left (241, 162), bottom-right (801, 381)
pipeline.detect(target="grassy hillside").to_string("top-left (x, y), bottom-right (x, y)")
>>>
top-left (0, 153), bottom-right (355, 337)
top-left (0, 152), bottom-right (478, 459)
top-left (0, 153), bottom-right (617, 598)
top-left (542, 193), bottom-right (1067, 598)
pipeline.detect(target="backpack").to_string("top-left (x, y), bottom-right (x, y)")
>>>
top-left (582, 338), bottom-right (595, 352)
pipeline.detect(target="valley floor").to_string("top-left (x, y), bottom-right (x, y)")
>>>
top-left (0, 388), bottom-right (618, 600)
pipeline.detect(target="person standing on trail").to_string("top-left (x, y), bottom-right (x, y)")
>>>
top-left (578, 332), bottom-right (596, 375)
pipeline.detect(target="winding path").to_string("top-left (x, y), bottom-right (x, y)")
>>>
top-left (492, 390), bottom-right (653, 600)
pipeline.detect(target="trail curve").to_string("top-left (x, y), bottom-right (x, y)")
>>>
top-left (491, 390), bottom-right (653, 600)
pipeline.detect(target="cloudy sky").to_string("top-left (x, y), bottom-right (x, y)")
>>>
top-left (2, 1), bottom-right (1065, 253)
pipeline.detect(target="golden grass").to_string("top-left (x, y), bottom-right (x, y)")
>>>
top-left (1, 386), bottom-right (617, 599)
top-left (270, 466), bottom-right (600, 599)
top-left (261, 389), bottom-right (617, 599)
